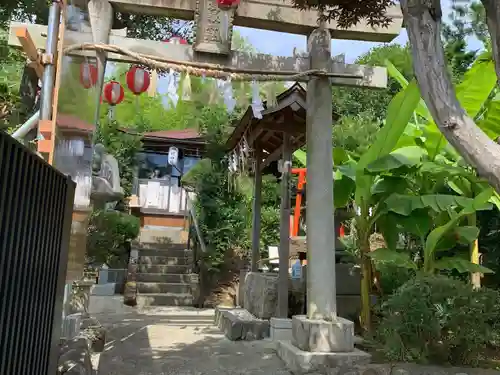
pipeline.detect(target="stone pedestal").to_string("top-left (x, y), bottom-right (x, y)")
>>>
top-left (277, 315), bottom-right (371, 374)
top-left (292, 315), bottom-right (354, 352)
top-left (277, 340), bottom-right (371, 375)
top-left (271, 317), bottom-right (293, 341)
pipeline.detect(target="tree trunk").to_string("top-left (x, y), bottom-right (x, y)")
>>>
top-left (358, 222), bottom-right (372, 332)
top-left (400, 0), bottom-right (500, 193)
top-left (481, 0), bottom-right (500, 81)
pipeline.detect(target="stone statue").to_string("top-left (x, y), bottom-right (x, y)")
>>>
top-left (90, 143), bottom-right (124, 207)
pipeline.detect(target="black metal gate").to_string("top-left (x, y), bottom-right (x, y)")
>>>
top-left (0, 131), bottom-right (76, 375)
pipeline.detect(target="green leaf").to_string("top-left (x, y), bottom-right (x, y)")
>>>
top-left (386, 60), bottom-right (430, 120)
top-left (337, 163), bottom-right (357, 181)
top-left (355, 81), bottom-right (421, 206)
top-left (433, 257), bottom-right (494, 274)
top-left (333, 148), bottom-right (349, 165)
top-left (293, 149), bottom-right (307, 166)
top-left (397, 210), bottom-right (432, 238)
top-left (365, 146), bottom-right (426, 173)
top-left (376, 213), bottom-right (400, 250)
top-left (454, 226), bottom-right (480, 244)
top-left (412, 54), bottom-right (496, 157)
top-left (420, 162), bottom-right (479, 182)
top-left (367, 248), bottom-right (417, 270)
top-left (333, 175), bottom-right (355, 208)
top-left (358, 81), bottom-right (422, 170)
top-left (478, 98), bottom-right (500, 139)
top-left (489, 191), bottom-right (500, 211)
top-left (385, 194), bottom-right (483, 216)
top-left (456, 56), bottom-right (497, 120)
top-left (371, 176), bottom-right (410, 195)
top-left (424, 190), bottom-right (493, 272)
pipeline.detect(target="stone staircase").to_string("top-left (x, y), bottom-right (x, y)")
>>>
top-left (134, 228), bottom-right (197, 307)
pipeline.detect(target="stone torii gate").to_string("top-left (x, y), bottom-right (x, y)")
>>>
top-left (9, 0), bottom-right (401, 370)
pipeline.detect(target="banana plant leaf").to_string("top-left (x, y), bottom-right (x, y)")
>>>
top-left (367, 248), bottom-right (418, 270)
top-left (387, 55), bottom-right (498, 157)
top-left (424, 188), bottom-right (493, 272)
top-left (433, 257), bottom-right (494, 274)
top-left (365, 146), bottom-right (427, 174)
top-left (355, 81), bottom-right (421, 207)
top-left (384, 193), bottom-right (491, 216)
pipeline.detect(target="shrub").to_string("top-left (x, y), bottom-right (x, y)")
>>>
top-left (375, 274), bottom-right (500, 366)
top-left (87, 209), bottom-right (140, 268)
top-left (377, 263), bottom-right (415, 296)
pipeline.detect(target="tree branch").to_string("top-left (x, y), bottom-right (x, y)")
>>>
top-left (481, 0), bottom-right (500, 81)
top-left (400, 0), bottom-right (500, 193)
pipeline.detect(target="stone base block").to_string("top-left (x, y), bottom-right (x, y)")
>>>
top-left (276, 340), bottom-right (371, 375)
top-left (215, 307), bottom-right (270, 341)
top-left (292, 315), bottom-right (354, 352)
top-left (271, 317), bottom-right (293, 341)
top-left (214, 306), bottom-right (231, 326)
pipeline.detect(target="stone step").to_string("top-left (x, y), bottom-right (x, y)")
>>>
top-left (137, 264), bottom-right (191, 274)
top-left (137, 293), bottom-right (194, 307)
top-left (136, 273), bottom-right (192, 283)
top-left (133, 242), bottom-right (187, 251)
top-left (139, 228), bottom-right (188, 245)
top-left (137, 282), bottom-right (191, 294)
top-left (138, 255), bottom-right (190, 266)
top-left (137, 247), bottom-right (192, 258)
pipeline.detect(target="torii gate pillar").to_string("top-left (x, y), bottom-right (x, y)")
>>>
top-left (276, 24), bottom-right (369, 370)
top-left (305, 25), bottom-right (337, 322)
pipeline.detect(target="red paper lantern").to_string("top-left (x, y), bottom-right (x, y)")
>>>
top-left (103, 81), bottom-right (124, 106)
top-left (164, 36), bottom-right (188, 45)
top-left (339, 224), bottom-right (345, 238)
top-left (216, 0), bottom-right (239, 9)
top-left (126, 66), bottom-right (150, 95)
top-left (79, 62), bottom-right (98, 89)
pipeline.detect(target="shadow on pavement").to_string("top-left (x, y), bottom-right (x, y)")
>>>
top-left (95, 309), bottom-right (290, 375)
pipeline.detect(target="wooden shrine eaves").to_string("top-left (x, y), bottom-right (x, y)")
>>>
top-left (110, 0), bottom-right (403, 43)
top-left (226, 82), bottom-right (339, 170)
top-left (8, 22), bottom-right (388, 89)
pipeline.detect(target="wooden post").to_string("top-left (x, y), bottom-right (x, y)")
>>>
top-left (47, 0), bottom-right (67, 165)
top-left (148, 69), bottom-right (158, 97)
top-left (251, 148), bottom-right (262, 272)
top-left (277, 133), bottom-right (291, 318)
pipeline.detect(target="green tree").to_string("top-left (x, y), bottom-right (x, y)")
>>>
top-left (442, 5), bottom-right (478, 82)
top-left (452, 1), bottom-right (489, 50)
top-left (332, 43), bottom-right (413, 121)
top-left (95, 119), bottom-right (143, 197)
top-left (0, 27), bottom-right (26, 130)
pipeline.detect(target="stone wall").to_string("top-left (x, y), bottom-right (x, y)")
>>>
top-left (241, 264), bottom-right (364, 320)
top-left (243, 272), bottom-right (279, 319)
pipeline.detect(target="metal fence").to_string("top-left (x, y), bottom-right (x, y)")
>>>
top-left (0, 131), bottom-right (76, 375)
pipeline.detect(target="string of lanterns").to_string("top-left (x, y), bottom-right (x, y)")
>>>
top-left (78, 36), bottom-right (187, 116)
top-left (79, 62), bottom-right (152, 118)
top-left (78, 22), bottom-right (272, 120)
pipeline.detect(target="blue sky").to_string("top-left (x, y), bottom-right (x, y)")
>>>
top-left (151, 0), bottom-right (483, 100)
top-left (235, 0), bottom-right (481, 63)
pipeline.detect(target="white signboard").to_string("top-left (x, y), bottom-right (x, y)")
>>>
top-left (168, 147), bottom-right (179, 166)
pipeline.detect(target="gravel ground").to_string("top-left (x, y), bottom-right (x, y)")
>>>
top-left (92, 307), bottom-right (291, 375)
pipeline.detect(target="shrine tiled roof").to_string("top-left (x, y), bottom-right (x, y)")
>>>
top-left (56, 114), bottom-right (203, 142)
